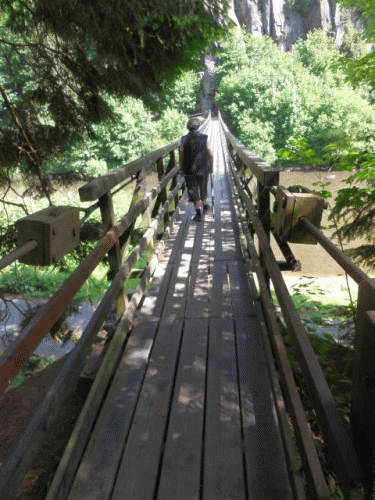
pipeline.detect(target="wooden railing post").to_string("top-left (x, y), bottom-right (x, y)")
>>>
top-left (140, 168), bottom-right (151, 230)
top-left (167, 151), bottom-right (178, 214)
top-left (257, 181), bottom-right (271, 287)
top-left (351, 278), bottom-right (375, 497)
top-left (98, 192), bottom-right (127, 315)
top-left (152, 158), bottom-right (168, 226)
top-left (99, 192), bottom-right (122, 278)
top-left (119, 169), bottom-right (147, 256)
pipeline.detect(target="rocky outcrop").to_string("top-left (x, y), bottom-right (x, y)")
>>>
top-left (230, 0), bottom-right (362, 51)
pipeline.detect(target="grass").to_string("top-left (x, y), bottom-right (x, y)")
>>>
top-left (271, 275), bottom-right (359, 497)
top-left (11, 353), bottom-right (55, 388)
top-left (280, 275), bottom-right (357, 346)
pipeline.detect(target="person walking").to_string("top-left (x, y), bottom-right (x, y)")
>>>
top-left (179, 117), bottom-right (214, 222)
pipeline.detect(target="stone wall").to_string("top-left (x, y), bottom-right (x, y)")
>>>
top-left (230, 0), bottom-right (362, 51)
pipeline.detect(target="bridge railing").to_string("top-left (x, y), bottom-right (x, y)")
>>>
top-left (218, 114), bottom-right (279, 280)
top-left (219, 113), bottom-right (367, 499)
top-left (0, 113), bottom-right (214, 499)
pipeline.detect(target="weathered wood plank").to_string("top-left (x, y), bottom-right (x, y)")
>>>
top-left (221, 191), bottom-right (243, 262)
top-left (191, 217), bottom-right (213, 264)
top-left (227, 260), bottom-right (256, 317)
top-left (157, 318), bottom-right (208, 500)
top-left (138, 263), bottom-right (174, 320)
top-left (209, 261), bottom-right (232, 318)
top-left (185, 262), bottom-right (210, 319)
top-left (161, 263), bottom-right (190, 320)
top-left (235, 317), bottom-right (293, 499)
top-left (111, 320), bottom-right (184, 500)
top-left (203, 317), bottom-right (246, 500)
top-left (157, 194), bottom-right (190, 266)
top-left (165, 200), bottom-right (194, 265)
top-left (66, 320), bottom-right (159, 500)
top-left (161, 222), bottom-right (197, 320)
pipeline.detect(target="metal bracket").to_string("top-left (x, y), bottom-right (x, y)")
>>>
top-left (272, 186), bottom-right (326, 244)
top-left (272, 229), bottom-right (301, 271)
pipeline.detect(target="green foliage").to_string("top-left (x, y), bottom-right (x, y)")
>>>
top-left (0, 0), bottom-right (229, 190)
top-left (156, 108), bottom-right (188, 144)
top-left (287, 0), bottom-right (309, 15)
top-left (0, 261), bottom-right (108, 302)
top-left (336, 1), bottom-right (375, 100)
top-left (340, 20), bottom-right (367, 60)
top-left (216, 29), bottom-right (375, 166)
top-left (11, 354), bottom-right (54, 388)
top-left (216, 25), bottom-right (375, 270)
top-left (160, 70), bottom-right (202, 114)
top-left (237, 114), bottom-right (277, 164)
top-left (281, 277), bottom-right (355, 433)
top-left (294, 30), bottom-right (340, 79)
top-left (44, 95), bottom-right (158, 175)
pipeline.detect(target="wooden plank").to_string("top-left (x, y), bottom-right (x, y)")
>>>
top-left (185, 263), bottom-right (210, 319)
top-left (161, 263), bottom-right (190, 320)
top-left (221, 191), bottom-right (243, 262)
top-left (157, 318), bottom-right (208, 500)
top-left (209, 261), bottom-right (232, 318)
top-left (157, 195), bottom-right (190, 266)
top-left (191, 217), bottom-right (213, 264)
top-left (66, 320), bottom-right (159, 500)
top-left (162, 222), bottom-right (197, 320)
top-left (203, 318), bottom-right (246, 500)
top-left (227, 260), bottom-right (256, 317)
top-left (47, 233), bottom-right (172, 500)
top-left (111, 320), bottom-right (184, 500)
top-left (138, 263), bottom-right (174, 320)
top-left (211, 169), bottom-right (224, 262)
top-left (235, 317), bottom-right (293, 500)
top-left (166, 201), bottom-right (194, 265)
top-left (252, 299), bottom-right (308, 500)
top-left (211, 215), bottom-right (224, 262)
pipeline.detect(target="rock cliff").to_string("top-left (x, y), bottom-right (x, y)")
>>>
top-left (230, 0), bottom-right (362, 51)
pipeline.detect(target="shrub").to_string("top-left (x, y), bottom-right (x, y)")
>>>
top-left (157, 108), bottom-right (188, 144)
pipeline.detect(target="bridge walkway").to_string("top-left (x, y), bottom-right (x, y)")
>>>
top-left (65, 119), bottom-right (293, 499)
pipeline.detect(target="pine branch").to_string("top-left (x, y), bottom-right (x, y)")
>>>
top-left (0, 83), bottom-right (52, 204)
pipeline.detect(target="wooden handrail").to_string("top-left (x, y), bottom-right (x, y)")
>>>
top-left (220, 116), bottom-right (365, 499)
top-left (218, 112), bottom-right (279, 187)
top-left (78, 140), bottom-right (181, 202)
top-left (0, 175), bottom-right (185, 500)
top-left (78, 111), bottom-right (211, 202)
top-left (0, 163), bottom-right (181, 395)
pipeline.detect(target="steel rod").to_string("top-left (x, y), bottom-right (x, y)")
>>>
top-left (0, 240), bottom-right (38, 271)
top-left (299, 216), bottom-right (368, 284)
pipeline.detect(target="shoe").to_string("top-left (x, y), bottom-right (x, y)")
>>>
top-left (193, 213), bottom-right (203, 222)
top-left (203, 204), bottom-right (210, 213)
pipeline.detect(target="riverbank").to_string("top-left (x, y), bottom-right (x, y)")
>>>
top-left (280, 275), bottom-right (358, 346)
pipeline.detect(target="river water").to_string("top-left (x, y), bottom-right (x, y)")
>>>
top-left (277, 169), bottom-right (367, 277)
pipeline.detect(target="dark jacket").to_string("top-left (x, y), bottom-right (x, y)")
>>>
top-left (181, 130), bottom-right (210, 176)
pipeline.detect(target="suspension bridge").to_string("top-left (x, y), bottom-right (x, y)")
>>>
top-left (0, 113), bottom-right (374, 499)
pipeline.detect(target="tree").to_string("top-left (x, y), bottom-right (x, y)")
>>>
top-left (0, 0), bottom-right (229, 195)
top-left (325, 0), bottom-right (375, 269)
top-left (215, 30), bottom-right (375, 166)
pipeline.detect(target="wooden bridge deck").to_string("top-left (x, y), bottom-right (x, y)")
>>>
top-left (66, 120), bottom-right (293, 499)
